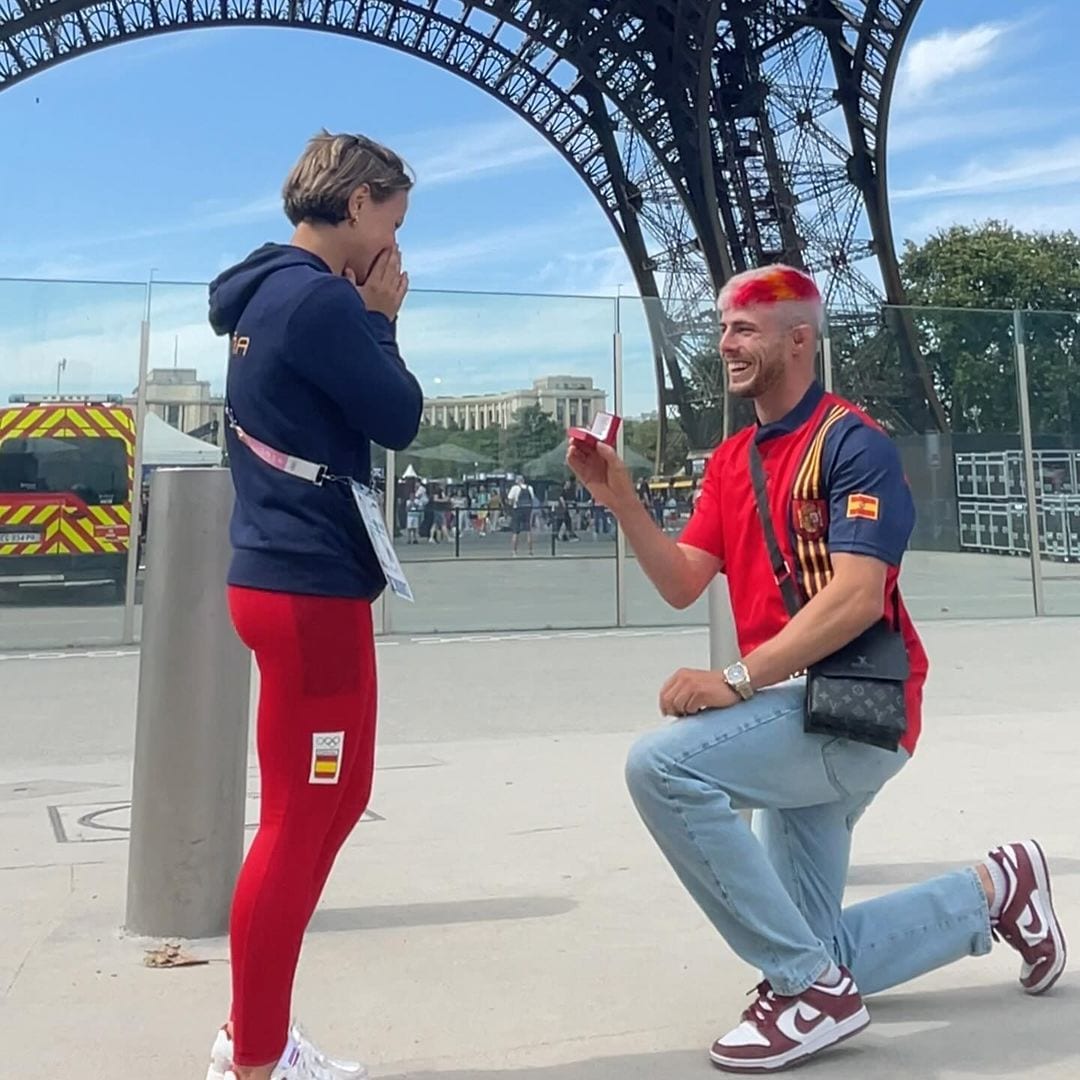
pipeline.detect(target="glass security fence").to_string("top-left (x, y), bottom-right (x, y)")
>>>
top-left (1018, 310), bottom-right (1080, 616)
top-left (3, 280), bottom-right (1080, 650)
top-left (380, 289), bottom-right (619, 633)
top-left (136, 280), bottom-right (229, 639)
top-left (830, 306), bottom-right (1036, 621)
top-left (618, 293), bottom-right (713, 628)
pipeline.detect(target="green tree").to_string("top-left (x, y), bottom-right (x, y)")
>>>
top-left (503, 404), bottom-right (563, 472)
top-left (829, 315), bottom-right (911, 433)
top-left (623, 415), bottom-right (689, 474)
top-left (370, 418), bottom-right (507, 477)
top-left (897, 221), bottom-right (1080, 434)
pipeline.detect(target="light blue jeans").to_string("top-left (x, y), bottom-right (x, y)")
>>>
top-left (625, 681), bottom-right (992, 997)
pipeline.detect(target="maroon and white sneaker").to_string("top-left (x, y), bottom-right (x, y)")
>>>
top-left (709, 967), bottom-right (869, 1073)
top-left (988, 839), bottom-right (1067, 995)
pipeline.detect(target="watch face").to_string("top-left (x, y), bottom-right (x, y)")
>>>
top-left (726, 662), bottom-right (748, 683)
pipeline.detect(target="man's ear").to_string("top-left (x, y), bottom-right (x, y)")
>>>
top-left (791, 323), bottom-right (812, 348)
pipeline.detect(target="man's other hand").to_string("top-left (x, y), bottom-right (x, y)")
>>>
top-left (659, 668), bottom-right (740, 717)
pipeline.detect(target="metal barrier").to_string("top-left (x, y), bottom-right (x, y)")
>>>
top-left (956, 449), bottom-right (1080, 562)
top-left (124, 467), bottom-right (252, 939)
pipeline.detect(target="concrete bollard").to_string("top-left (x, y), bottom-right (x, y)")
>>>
top-left (708, 576), bottom-right (753, 827)
top-left (707, 576), bottom-right (738, 672)
top-left (124, 467), bottom-right (251, 939)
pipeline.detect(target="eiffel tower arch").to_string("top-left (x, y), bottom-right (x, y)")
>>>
top-left (1, 1), bottom-right (944, 453)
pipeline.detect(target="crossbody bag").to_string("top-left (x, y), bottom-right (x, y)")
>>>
top-left (747, 429), bottom-right (909, 752)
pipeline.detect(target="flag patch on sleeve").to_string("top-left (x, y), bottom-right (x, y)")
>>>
top-left (846, 494), bottom-right (880, 521)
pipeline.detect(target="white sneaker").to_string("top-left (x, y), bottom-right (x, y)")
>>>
top-left (206, 1027), bottom-right (231, 1080)
top-left (289, 1022), bottom-right (367, 1079)
top-left (208, 1023), bottom-right (366, 1080)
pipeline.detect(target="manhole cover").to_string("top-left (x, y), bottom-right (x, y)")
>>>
top-left (47, 800), bottom-right (381, 843)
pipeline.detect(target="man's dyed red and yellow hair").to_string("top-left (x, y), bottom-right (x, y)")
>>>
top-left (718, 264), bottom-right (823, 330)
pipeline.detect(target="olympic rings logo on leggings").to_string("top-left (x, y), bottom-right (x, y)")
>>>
top-left (310, 731), bottom-right (345, 785)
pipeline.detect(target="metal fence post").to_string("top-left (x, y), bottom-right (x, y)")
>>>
top-left (125, 467), bottom-right (251, 939)
top-left (379, 448), bottom-right (396, 635)
top-left (1013, 309), bottom-right (1046, 616)
top-left (821, 320), bottom-right (834, 393)
top-left (614, 298), bottom-right (627, 626)
top-left (122, 295), bottom-right (152, 645)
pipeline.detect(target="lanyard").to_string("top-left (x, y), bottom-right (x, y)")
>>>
top-left (226, 405), bottom-right (345, 487)
top-left (225, 404), bottom-right (414, 602)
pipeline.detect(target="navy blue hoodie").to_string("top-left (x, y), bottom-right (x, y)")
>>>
top-left (208, 244), bottom-right (423, 600)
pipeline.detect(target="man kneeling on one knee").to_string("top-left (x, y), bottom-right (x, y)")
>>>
top-left (566, 264), bottom-right (1065, 1074)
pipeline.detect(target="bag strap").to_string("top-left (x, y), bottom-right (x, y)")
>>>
top-left (748, 413), bottom-right (905, 633)
top-left (748, 437), bottom-right (803, 619)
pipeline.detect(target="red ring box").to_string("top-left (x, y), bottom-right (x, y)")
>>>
top-left (569, 411), bottom-right (621, 448)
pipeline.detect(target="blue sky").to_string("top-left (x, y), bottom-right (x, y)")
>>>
top-left (0, 1), bottom-right (1076, 411)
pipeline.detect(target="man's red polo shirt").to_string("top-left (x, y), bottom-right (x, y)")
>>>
top-left (680, 382), bottom-right (929, 755)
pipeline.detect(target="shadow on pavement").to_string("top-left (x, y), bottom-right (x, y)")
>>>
top-left (865, 978), bottom-right (1079, 1075)
top-left (373, 1045), bottom-right (870, 1080)
top-left (310, 895), bottom-right (577, 933)
top-left (374, 980), bottom-right (1078, 1079)
top-left (849, 855), bottom-right (1080, 887)
top-left (375, 1050), bottom-right (713, 1080)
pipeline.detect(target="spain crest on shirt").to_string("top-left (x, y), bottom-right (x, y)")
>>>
top-left (792, 498), bottom-right (828, 541)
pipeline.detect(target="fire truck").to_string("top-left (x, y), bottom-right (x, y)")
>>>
top-left (0, 394), bottom-right (135, 597)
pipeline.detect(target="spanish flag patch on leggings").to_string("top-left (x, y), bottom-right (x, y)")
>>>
top-left (310, 731), bottom-right (345, 785)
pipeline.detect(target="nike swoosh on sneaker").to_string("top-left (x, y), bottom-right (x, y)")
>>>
top-left (793, 1007), bottom-right (827, 1038)
top-left (1018, 895), bottom-right (1049, 946)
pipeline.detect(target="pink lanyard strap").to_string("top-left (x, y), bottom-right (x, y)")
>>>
top-left (226, 406), bottom-right (339, 487)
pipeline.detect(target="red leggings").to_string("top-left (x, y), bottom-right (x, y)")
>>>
top-left (227, 586), bottom-right (378, 1067)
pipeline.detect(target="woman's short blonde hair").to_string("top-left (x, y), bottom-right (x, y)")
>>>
top-left (282, 130), bottom-right (414, 226)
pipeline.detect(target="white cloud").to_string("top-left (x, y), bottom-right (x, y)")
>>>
top-left (0, 202), bottom-right (277, 273)
top-left (0, 286), bottom-right (223, 402)
top-left (183, 121), bottom-right (562, 234)
top-left (188, 195), bottom-right (282, 229)
top-left (0, 277), bottom-right (671, 418)
top-left (0, 120), bottom-right (562, 276)
top-left (898, 195), bottom-right (1080, 242)
top-left (889, 105), bottom-right (1078, 154)
top-left (532, 245), bottom-right (637, 298)
top-left (897, 22), bottom-right (1010, 100)
top-left (405, 200), bottom-right (619, 285)
top-left (0, 254), bottom-right (146, 282)
top-left (404, 119), bottom-right (559, 188)
top-left (407, 219), bottom-right (575, 278)
top-left (892, 136), bottom-right (1080, 201)
top-left (398, 291), bottom-right (661, 421)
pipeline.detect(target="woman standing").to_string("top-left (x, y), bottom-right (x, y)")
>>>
top-left (203, 131), bottom-right (423, 1080)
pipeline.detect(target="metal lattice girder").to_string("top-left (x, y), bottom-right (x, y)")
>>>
top-left (1, 0), bottom-right (939, 453)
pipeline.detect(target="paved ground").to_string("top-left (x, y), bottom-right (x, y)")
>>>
top-left (1, 617), bottom-right (1078, 1078)
top-left (2, 547), bottom-right (1078, 650)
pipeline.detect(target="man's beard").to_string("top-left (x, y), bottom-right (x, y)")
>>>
top-left (727, 348), bottom-right (785, 400)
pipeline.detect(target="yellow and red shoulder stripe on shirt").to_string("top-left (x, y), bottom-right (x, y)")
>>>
top-left (790, 403), bottom-right (848, 599)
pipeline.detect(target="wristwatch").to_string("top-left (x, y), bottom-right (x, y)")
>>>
top-left (723, 660), bottom-right (755, 701)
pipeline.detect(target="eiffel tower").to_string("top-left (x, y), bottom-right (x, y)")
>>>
top-left (1, 0), bottom-right (942, 451)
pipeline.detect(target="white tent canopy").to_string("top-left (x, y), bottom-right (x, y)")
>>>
top-left (141, 411), bottom-right (222, 468)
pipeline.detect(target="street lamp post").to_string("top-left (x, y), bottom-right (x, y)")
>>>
top-left (56, 357), bottom-right (67, 394)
